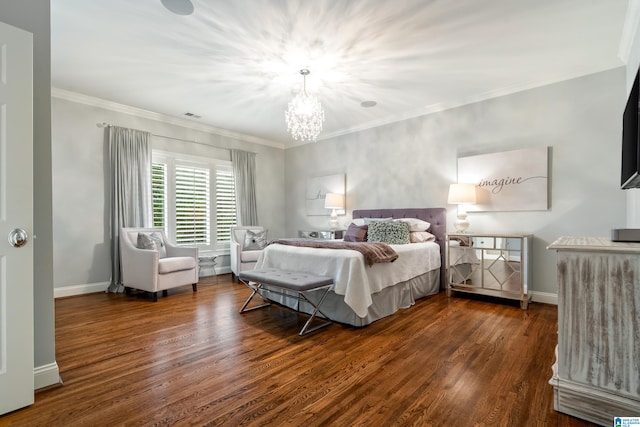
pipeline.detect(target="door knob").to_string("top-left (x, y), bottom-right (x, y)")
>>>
top-left (8, 228), bottom-right (28, 247)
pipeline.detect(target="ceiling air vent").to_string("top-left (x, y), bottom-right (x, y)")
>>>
top-left (184, 112), bottom-right (201, 119)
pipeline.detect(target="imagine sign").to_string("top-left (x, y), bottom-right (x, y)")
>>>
top-left (458, 147), bottom-right (549, 212)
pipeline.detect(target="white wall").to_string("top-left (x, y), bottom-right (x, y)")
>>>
top-left (285, 68), bottom-right (627, 297)
top-left (51, 95), bottom-right (286, 292)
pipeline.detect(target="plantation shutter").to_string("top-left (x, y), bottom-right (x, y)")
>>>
top-left (216, 168), bottom-right (236, 242)
top-left (175, 165), bottom-right (210, 245)
top-left (151, 162), bottom-right (167, 228)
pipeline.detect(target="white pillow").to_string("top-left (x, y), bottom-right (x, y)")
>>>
top-left (394, 218), bottom-right (431, 232)
top-left (351, 218), bottom-right (366, 226)
top-left (364, 217), bottom-right (392, 225)
top-left (410, 231), bottom-right (436, 243)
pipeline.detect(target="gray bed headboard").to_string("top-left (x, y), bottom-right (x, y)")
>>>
top-left (352, 208), bottom-right (447, 290)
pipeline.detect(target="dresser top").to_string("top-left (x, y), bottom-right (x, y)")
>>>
top-left (547, 236), bottom-right (640, 253)
top-left (447, 233), bottom-right (533, 238)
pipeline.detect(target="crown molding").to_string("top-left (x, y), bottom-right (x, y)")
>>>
top-left (51, 87), bottom-right (286, 150)
top-left (618, 0), bottom-right (640, 64)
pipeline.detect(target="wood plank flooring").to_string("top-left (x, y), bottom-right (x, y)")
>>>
top-left (1, 275), bottom-right (597, 426)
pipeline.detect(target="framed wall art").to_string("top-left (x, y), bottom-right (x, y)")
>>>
top-left (306, 173), bottom-right (345, 216)
top-left (457, 147), bottom-right (549, 212)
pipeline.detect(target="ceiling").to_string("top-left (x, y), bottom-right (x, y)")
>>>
top-left (51, 0), bottom-right (631, 148)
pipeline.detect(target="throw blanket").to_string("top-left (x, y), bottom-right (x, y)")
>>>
top-left (269, 239), bottom-right (398, 267)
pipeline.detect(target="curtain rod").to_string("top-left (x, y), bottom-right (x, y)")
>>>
top-left (96, 122), bottom-right (258, 155)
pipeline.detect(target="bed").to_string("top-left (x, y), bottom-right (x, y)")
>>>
top-left (253, 208), bottom-right (447, 327)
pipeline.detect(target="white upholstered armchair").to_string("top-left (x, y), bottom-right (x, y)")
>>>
top-left (120, 227), bottom-right (199, 301)
top-left (230, 226), bottom-right (266, 282)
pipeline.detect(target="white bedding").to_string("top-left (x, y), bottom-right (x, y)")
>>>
top-left (254, 241), bottom-right (441, 318)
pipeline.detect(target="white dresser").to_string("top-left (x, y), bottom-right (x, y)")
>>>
top-left (547, 237), bottom-right (640, 425)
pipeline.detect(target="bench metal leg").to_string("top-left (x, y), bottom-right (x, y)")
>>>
top-left (298, 287), bottom-right (332, 336)
top-left (239, 282), bottom-right (271, 313)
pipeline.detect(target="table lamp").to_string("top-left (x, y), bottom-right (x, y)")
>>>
top-left (324, 193), bottom-right (344, 230)
top-left (448, 183), bottom-right (477, 232)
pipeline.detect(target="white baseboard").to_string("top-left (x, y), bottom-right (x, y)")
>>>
top-left (54, 270), bottom-right (233, 298)
top-left (34, 362), bottom-right (62, 390)
top-left (530, 291), bottom-right (557, 305)
top-left (54, 281), bottom-right (110, 299)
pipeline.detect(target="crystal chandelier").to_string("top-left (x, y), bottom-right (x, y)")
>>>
top-left (285, 69), bottom-right (325, 142)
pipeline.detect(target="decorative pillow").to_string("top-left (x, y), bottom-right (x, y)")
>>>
top-left (136, 233), bottom-right (157, 251)
top-left (149, 232), bottom-right (167, 258)
top-left (136, 232), bottom-right (167, 258)
top-left (244, 229), bottom-right (268, 251)
top-left (343, 224), bottom-right (368, 242)
top-left (410, 231), bottom-right (436, 243)
top-left (394, 218), bottom-right (431, 232)
top-left (367, 220), bottom-right (410, 245)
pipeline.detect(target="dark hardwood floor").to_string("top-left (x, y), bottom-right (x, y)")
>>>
top-left (1, 275), bottom-right (597, 426)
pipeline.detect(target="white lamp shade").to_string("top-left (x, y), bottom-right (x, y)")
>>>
top-left (324, 193), bottom-right (345, 209)
top-left (447, 183), bottom-right (477, 205)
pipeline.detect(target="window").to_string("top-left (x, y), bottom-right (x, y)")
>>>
top-left (152, 151), bottom-right (236, 250)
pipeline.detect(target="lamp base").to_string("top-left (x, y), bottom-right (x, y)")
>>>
top-left (453, 213), bottom-right (470, 233)
top-left (329, 209), bottom-right (339, 230)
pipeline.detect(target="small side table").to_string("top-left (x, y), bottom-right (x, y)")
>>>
top-left (198, 255), bottom-right (218, 283)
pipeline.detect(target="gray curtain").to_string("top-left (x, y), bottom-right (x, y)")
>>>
top-left (108, 126), bottom-right (152, 292)
top-left (231, 149), bottom-right (259, 226)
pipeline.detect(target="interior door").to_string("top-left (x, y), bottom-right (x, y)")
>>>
top-left (0, 21), bottom-right (34, 415)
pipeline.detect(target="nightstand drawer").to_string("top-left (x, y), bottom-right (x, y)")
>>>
top-left (499, 237), bottom-right (521, 250)
top-left (471, 236), bottom-right (494, 248)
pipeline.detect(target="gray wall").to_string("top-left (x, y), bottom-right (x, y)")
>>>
top-left (0, 0), bottom-right (56, 374)
top-left (285, 68), bottom-right (627, 296)
top-left (51, 96), bottom-right (285, 289)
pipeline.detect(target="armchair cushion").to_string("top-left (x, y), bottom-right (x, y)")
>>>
top-left (240, 250), bottom-right (262, 263)
top-left (243, 229), bottom-right (268, 251)
top-left (158, 256), bottom-right (197, 274)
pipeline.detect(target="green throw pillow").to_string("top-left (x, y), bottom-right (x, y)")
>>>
top-left (367, 220), bottom-right (410, 245)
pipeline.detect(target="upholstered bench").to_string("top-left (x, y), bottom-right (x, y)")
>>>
top-left (238, 268), bottom-right (334, 336)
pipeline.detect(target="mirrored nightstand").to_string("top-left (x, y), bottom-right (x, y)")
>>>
top-left (447, 233), bottom-right (532, 309)
top-left (298, 230), bottom-right (345, 240)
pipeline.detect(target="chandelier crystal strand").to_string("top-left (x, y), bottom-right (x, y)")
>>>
top-left (285, 69), bottom-right (325, 142)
